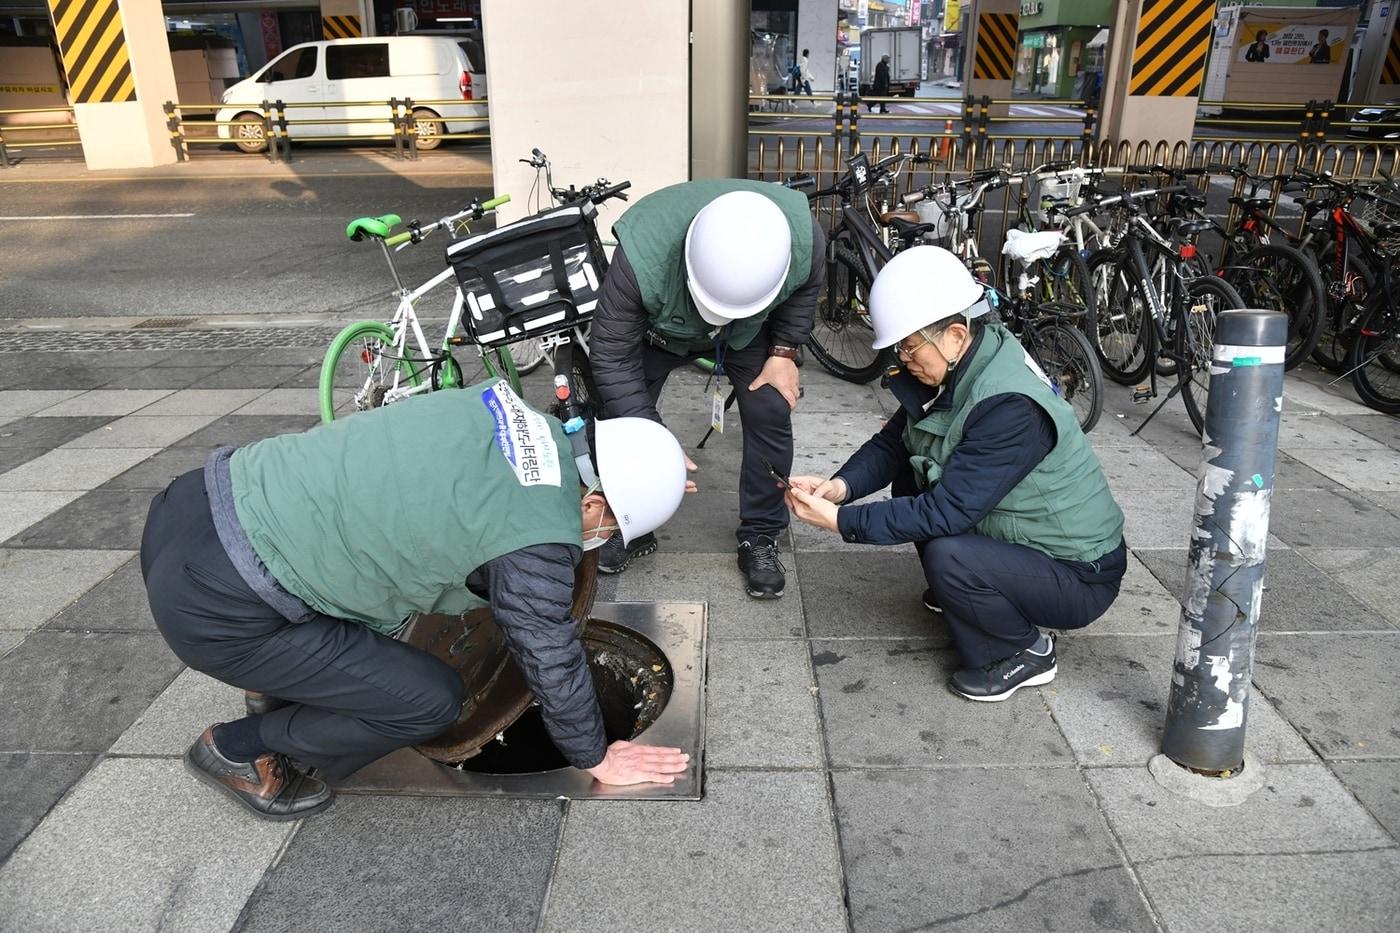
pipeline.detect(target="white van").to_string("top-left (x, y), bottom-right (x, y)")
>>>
top-left (214, 36), bottom-right (487, 152)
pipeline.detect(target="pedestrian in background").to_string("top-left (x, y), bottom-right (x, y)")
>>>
top-left (870, 54), bottom-right (891, 113)
top-left (794, 48), bottom-right (813, 95)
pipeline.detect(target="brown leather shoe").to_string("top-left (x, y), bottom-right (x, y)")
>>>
top-left (244, 691), bottom-right (292, 716)
top-left (183, 726), bottom-right (333, 821)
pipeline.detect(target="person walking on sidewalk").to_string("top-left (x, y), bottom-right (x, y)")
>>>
top-left (869, 54), bottom-right (891, 113)
top-left (590, 180), bottom-right (825, 599)
top-left (794, 48), bottom-right (814, 95)
top-left (140, 382), bottom-right (690, 821)
top-left (784, 247), bottom-right (1126, 701)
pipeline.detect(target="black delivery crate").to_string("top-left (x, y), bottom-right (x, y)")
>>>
top-left (446, 201), bottom-right (607, 349)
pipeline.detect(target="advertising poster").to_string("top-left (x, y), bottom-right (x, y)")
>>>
top-left (1235, 22), bottom-right (1346, 65)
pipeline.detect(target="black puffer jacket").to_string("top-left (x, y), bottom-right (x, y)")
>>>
top-left (590, 218), bottom-right (826, 421)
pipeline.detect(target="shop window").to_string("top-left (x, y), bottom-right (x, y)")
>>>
top-left (327, 43), bottom-right (390, 80)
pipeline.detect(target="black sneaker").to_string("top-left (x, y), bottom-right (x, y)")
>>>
top-left (949, 638), bottom-right (1056, 702)
top-left (737, 536), bottom-right (785, 599)
top-left (184, 726), bottom-right (334, 821)
top-left (598, 532), bottom-right (658, 575)
top-left (921, 589), bottom-right (943, 614)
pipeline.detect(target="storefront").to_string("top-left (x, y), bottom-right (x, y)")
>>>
top-left (1012, 0), bottom-right (1112, 99)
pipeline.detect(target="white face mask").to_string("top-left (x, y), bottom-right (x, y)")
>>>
top-left (581, 484), bottom-right (619, 551)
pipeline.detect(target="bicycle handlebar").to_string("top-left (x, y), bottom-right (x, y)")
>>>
top-left (385, 193), bottom-right (513, 247)
top-left (1064, 184), bottom-right (1186, 216)
top-left (482, 193), bottom-right (511, 211)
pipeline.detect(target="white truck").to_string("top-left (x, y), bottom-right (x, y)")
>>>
top-left (860, 27), bottom-right (922, 98)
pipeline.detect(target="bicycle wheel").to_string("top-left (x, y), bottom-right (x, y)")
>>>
top-left (1349, 301), bottom-right (1400, 413)
top-left (505, 337), bottom-right (547, 375)
top-left (1312, 252), bottom-right (1373, 373)
top-left (808, 241), bottom-right (889, 383)
top-left (1177, 275), bottom-right (1245, 435)
top-left (548, 343), bottom-right (603, 423)
top-left (445, 345), bottom-right (523, 395)
top-left (1029, 316), bottom-right (1103, 433)
top-left (1220, 244), bottom-right (1326, 370)
top-left (1088, 250), bottom-right (1153, 386)
top-left (319, 321), bottom-right (423, 424)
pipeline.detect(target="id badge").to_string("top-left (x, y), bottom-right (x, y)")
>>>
top-left (711, 387), bottom-right (726, 434)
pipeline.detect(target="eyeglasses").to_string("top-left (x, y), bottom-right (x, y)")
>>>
top-left (895, 335), bottom-right (931, 360)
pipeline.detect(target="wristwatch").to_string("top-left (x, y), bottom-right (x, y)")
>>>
top-left (768, 345), bottom-right (799, 359)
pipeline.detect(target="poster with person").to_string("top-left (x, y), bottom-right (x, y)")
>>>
top-left (1234, 22), bottom-right (1346, 65)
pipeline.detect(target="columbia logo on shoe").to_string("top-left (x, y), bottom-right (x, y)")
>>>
top-left (1002, 664), bottom-right (1026, 680)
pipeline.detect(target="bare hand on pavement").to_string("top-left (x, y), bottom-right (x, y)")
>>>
top-left (586, 740), bottom-right (691, 786)
top-left (788, 474), bottom-right (848, 503)
top-left (684, 453), bottom-right (699, 494)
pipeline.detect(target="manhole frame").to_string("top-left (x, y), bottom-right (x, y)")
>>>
top-left (338, 600), bottom-right (707, 801)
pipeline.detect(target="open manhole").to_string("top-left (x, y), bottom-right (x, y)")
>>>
top-left (339, 601), bottom-right (706, 800)
top-left (452, 620), bottom-right (673, 775)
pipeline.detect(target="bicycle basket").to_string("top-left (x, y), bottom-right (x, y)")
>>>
top-left (1029, 169), bottom-right (1084, 226)
top-left (447, 201), bottom-right (606, 348)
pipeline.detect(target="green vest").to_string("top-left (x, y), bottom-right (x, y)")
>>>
top-left (612, 179), bottom-right (814, 355)
top-left (902, 324), bottom-right (1125, 563)
top-left (229, 381), bottom-right (583, 634)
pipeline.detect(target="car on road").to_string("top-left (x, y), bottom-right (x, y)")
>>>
top-left (214, 36), bottom-right (486, 153)
top-left (1345, 100), bottom-right (1400, 139)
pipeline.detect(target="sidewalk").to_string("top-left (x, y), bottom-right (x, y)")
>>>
top-left (0, 326), bottom-right (1397, 931)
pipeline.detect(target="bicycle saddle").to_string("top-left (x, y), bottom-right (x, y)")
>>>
top-left (1174, 192), bottom-right (1207, 209)
top-left (887, 216), bottom-right (938, 239)
top-left (879, 210), bottom-right (921, 225)
top-left (1001, 228), bottom-right (1065, 264)
top-left (1374, 221), bottom-right (1400, 239)
top-left (1170, 217), bottom-right (1215, 236)
top-left (345, 213), bottom-right (403, 242)
top-left (1228, 196), bottom-right (1273, 212)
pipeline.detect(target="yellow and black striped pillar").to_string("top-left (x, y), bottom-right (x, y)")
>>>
top-left (1098, 0), bottom-right (1217, 147)
top-left (45, 0), bottom-right (182, 168)
top-left (47, 0), bottom-right (136, 103)
top-left (965, 1), bottom-right (1019, 122)
top-left (322, 14), bottom-right (362, 40)
top-left (1381, 22), bottom-right (1400, 88)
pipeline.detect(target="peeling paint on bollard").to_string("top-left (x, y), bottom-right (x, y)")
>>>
top-left (1160, 310), bottom-right (1288, 775)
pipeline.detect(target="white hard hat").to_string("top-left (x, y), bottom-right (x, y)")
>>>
top-left (593, 417), bottom-right (688, 545)
top-left (684, 191), bottom-right (793, 327)
top-left (868, 245), bottom-right (986, 349)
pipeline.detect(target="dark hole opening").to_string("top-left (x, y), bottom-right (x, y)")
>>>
top-left (452, 621), bottom-right (674, 775)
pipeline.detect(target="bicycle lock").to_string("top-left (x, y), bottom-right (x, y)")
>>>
top-left (1151, 309), bottom-right (1287, 805)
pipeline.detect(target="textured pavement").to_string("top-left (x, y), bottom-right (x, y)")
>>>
top-left (0, 326), bottom-right (1398, 932)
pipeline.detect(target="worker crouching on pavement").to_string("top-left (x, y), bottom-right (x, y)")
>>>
top-left (140, 381), bottom-right (691, 821)
top-left (590, 181), bottom-right (825, 599)
top-left (785, 247), bottom-right (1127, 701)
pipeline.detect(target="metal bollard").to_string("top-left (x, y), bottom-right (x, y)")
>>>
top-left (1160, 309), bottom-right (1288, 774)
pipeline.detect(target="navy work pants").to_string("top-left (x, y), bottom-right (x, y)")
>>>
top-left (140, 470), bottom-right (464, 780)
top-left (892, 465), bottom-right (1125, 669)
top-left (643, 334), bottom-right (793, 544)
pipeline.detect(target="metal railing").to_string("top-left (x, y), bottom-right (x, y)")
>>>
top-left (162, 96), bottom-right (490, 161)
top-left (0, 105), bottom-right (81, 168)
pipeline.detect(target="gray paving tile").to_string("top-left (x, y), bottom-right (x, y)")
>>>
top-left (133, 388), bottom-right (266, 417)
top-left (811, 639), bottom-right (1071, 767)
top-left (543, 770), bottom-right (846, 933)
top-left (790, 444), bottom-right (863, 480)
top-left (1358, 489), bottom-right (1400, 519)
top-left (53, 350), bottom-right (175, 369)
top-left (789, 504), bottom-right (896, 552)
top-left (1136, 850), bottom-right (1400, 933)
top-left (0, 631), bottom-right (23, 659)
top-left (1060, 551), bottom-right (1180, 636)
top-left (1158, 446), bottom-right (1344, 490)
top-left (0, 757), bottom-right (292, 932)
top-left (1284, 446), bottom-right (1400, 492)
top-left (1087, 412), bottom-right (1152, 448)
top-left (170, 414), bottom-right (320, 449)
top-left (197, 365), bottom-right (311, 390)
top-left (99, 366), bottom-right (211, 390)
top-left (0, 631), bottom-right (183, 753)
top-left (1095, 444), bottom-right (1197, 490)
top-left (61, 414), bottom-right (217, 449)
top-left (707, 640), bottom-right (823, 768)
top-left (647, 489), bottom-right (752, 555)
top-left (0, 415), bottom-right (113, 448)
top-left (0, 447), bottom-right (164, 491)
top-left (613, 552), bottom-right (803, 638)
top-left (153, 348), bottom-right (253, 367)
top-left (1254, 633), bottom-right (1400, 758)
top-left (0, 448), bottom-right (44, 474)
top-left (0, 490), bottom-right (84, 547)
top-left (110, 668), bottom-right (242, 756)
top-left (1282, 379), bottom-right (1376, 415)
top-left (0, 390), bottom-right (84, 418)
top-left (792, 370), bottom-right (885, 413)
top-left (43, 556), bottom-right (156, 633)
top-left (233, 388), bottom-right (321, 416)
top-left (240, 794), bottom-right (560, 933)
top-left (1297, 547), bottom-right (1400, 628)
top-left (1044, 635), bottom-right (1314, 768)
top-left (239, 347), bottom-right (325, 368)
top-left (834, 768), bottom-right (1154, 933)
top-left (32, 389), bottom-right (172, 417)
top-left (1331, 760), bottom-right (1400, 842)
top-left (1089, 763), bottom-right (1393, 861)
top-left (1340, 414), bottom-right (1400, 448)
top-left (1135, 549), bottom-right (1391, 632)
top-left (0, 753), bottom-right (96, 862)
top-left (1118, 486), bottom-right (1197, 550)
top-left (98, 446), bottom-right (208, 490)
top-left (0, 363), bottom-right (125, 392)
top-left (1277, 411), bottom-right (1391, 450)
top-left (799, 550), bottom-right (944, 639)
top-left (791, 410), bottom-right (889, 447)
top-left (4, 488), bottom-right (154, 549)
top-left (1270, 487), bottom-right (1400, 548)
top-left (0, 549), bottom-right (134, 631)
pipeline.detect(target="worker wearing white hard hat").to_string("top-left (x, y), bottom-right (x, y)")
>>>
top-left (142, 383), bottom-right (694, 822)
top-left (785, 246), bottom-right (1127, 702)
top-left (591, 180), bottom-right (827, 601)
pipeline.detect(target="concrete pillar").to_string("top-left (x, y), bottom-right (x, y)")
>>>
top-left (691, 0), bottom-right (748, 180)
top-left (797, 0), bottom-right (839, 94)
top-left (320, 0), bottom-right (364, 40)
top-left (1358, 4), bottom-right (1400, 104)
top-left (47, 0), bottom-right (179, 170)
top-left (1098, 0), bottom-right (1216, 148)
top-left (964, 0), bottom-right (1018, 118)
top-left (482, 0), bottom-right (690, 226)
